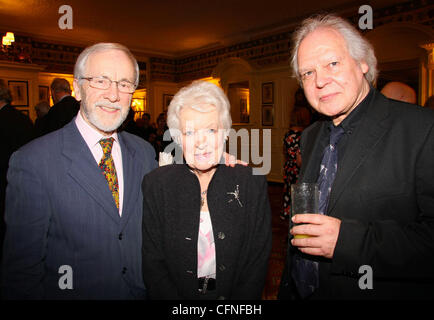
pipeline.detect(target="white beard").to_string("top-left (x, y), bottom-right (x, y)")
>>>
top-left (81, 96), bottom-right (130, 133)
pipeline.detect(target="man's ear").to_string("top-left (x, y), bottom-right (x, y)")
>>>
top-left (360, 61), bottom-right (369, 75)
top-left (73, 79), bottom-right (82, 101)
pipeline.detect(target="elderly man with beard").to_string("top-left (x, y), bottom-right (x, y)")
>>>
top-left (1, 43), bottom-right (157, 299)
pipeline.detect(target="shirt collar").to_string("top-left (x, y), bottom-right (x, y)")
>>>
top-left (75, 109), bottom-right (119, 149)
top-left (330, 86), bottom-right (374, 133)
top-left (57, 94), bottom-right (70, 103)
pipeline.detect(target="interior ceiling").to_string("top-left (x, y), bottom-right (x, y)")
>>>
top-left (0, 0), bottom-right (410, 58)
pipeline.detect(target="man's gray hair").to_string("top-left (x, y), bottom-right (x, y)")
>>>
top-left (167, 80), bottom-right (232, 145)
top-left (74, 43), bottom-right (139, 86)
top-left (291, 14), bottom-right (378, 86)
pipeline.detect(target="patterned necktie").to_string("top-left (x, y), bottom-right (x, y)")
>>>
top-left (291, 124), bottom-right (345, 298)
top-left (317, 125), bottom-right (345, 214)
top-left (99, 138), bottom-right (119, 209)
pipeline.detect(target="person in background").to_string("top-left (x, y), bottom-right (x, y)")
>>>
top-left (120, 108), bottom-right (143, 138)
top-left (152, 112), bottom-right (170, 159)
top-left (0, 79), bottom-right (33, 264)
top-left (278, 14), bottom-right (434, 300)
top-left (140, 112), bottom-right (156, 141)
top-left (281, 88), bottom-right (311, 220)
top-left (142, 80), bottom-right (272, 300)
top-left (380, 81), bottom-right (417, 104)
top-left (34, 100), bottom-right (50, 119)
top-left (33, 100), bottom-right (50, 135)
top-left (424, 95), bottom-right (434, 110)
top-left (39, 78), bottom-right (79, 135)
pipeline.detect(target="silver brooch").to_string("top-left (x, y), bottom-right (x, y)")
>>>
top-left (227, 184), bottom-right (243, 207)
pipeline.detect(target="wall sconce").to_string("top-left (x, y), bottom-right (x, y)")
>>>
top-left (131, 98), bottom-right (145, 120)
top-left (1, 32), bottom-right (15, 60)
top-left (2, 32), bottom-right (15, 46)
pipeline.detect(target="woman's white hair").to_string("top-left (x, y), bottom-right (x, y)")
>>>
top-left (291, 14), bottom-right (378, 86)
top-left (167, 80), bottom-right (232, 145)
top-left (74, 42), bottom-right (140, 86)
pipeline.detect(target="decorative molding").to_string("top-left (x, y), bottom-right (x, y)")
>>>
top-left (154, 1), bottom-right (434, 82)
top-left (2, 0), bottom-right (432, 83)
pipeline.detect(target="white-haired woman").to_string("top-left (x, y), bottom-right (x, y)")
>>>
top-left (141, 80), bottom-right (272, 300)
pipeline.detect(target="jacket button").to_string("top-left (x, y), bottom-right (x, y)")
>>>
top-left (122, 267), bottom-right (127, 274)
top-left (217, 232), bottom-right (225, 240)
top-left (118, 233), bottom-right (123, 240)
top-left (218, 264), bottom-right (226, 272)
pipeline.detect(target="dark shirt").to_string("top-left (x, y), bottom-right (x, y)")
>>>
top-left (317, 88), bottom-right (374, 173)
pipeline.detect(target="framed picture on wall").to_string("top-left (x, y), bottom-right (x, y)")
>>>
top-left (262, 82), bottom-right (274, 104)
top-left (262, 104), bottom-right (273, 126)
top-left (17, 108), bottom-right (29, 117)
top-left (239, 98), bottom-right (249, 123)
top-left (163, 94), bottom-right (174, 112)
top-left (8, 80), bottom-right (29, 107)
top-left (38, 85), bottom-right (50, 102)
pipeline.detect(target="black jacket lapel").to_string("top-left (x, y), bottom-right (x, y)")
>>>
top-left (299, 121), bottom-right (328, 184)
top-left (328, 91), bottom-right (391, 215)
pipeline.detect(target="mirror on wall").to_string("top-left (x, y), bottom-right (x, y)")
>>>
top-left (227, 81), bottom-right (249, 124)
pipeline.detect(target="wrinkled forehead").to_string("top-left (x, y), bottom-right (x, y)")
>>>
top-left (298, 27), bottom-right (349, 64)
top-left (180, 106), bottom-right (220, 127)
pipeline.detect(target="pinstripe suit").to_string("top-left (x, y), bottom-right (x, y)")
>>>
top-left (1, 119), bottom-right (157, 299)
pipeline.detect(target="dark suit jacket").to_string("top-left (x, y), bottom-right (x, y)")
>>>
top-left (0, 104), bottom-right (34, 255)
top-left (279, 90), bottom-right (434, 299)
top-left (0, 104), bottom-right (34, 185)
top-left (141, 164), bottom-right (272, 300)
top-left (38, 95), bottom-right (79, 136)
top-left (1, 119), bottom-right (157, 299)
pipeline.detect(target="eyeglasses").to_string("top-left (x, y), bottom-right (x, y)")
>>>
top-left (79, 76), bottom-right (136, 94)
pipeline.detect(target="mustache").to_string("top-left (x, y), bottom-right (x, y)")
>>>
top-left (95, 101), bottom-right (122, 110)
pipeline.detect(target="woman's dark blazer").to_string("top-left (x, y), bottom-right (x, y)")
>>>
top-left (141, 164), bottom-right (272, 300)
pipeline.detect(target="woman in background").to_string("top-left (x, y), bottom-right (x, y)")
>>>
top-left (281, 88), bottom-right (311, 220)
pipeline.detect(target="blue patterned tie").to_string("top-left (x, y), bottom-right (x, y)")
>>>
top-left (317, 125), bottom-right (345, 214)
top-left (291, 124), bottom-right (345, 298)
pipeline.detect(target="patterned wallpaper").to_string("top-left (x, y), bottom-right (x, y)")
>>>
top-left (2, 0), bottom-right (432, 85)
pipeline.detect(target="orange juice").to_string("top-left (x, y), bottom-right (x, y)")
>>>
top-left (294, 234), bottom-right (310, 239)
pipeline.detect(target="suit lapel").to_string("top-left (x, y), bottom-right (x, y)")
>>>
top-left (328, 91), bottom-right (391, 215)
top-left (300, 121), bottom-right (328, 183)
top-left (118, 132), bottom-right (140, 230)
top-left (62, 121), bottom-right (121, 224)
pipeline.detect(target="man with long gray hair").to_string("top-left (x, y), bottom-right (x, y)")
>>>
top-left (2, 43), bottom-right (157, 299)
top-left (279, 14), bottom-right (434, 299)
